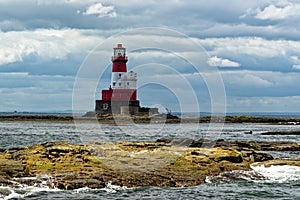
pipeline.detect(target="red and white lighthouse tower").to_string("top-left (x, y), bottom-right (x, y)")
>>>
top-left (95, 44), bottom-right (140, 114)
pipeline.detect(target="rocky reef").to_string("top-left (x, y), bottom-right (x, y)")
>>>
top-left (0, 139), bottom-right (299, 190)
top-left (1, 114), bottom-right (300, 124)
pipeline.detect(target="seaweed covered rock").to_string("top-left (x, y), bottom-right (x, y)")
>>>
top-left (0, 140), bottom-right (299, 189)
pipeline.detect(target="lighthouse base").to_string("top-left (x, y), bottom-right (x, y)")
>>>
top-left (95, 100), bottom-right (140, 115)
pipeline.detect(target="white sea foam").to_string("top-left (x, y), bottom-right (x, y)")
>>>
top-left (0, 186), bottom-right (21, 200)
top-left (251, 164), bottom-right (300, 183)
top-left (205, 165), bottom-right (300, 184)
top-left (0, 185), bottom-right (61, 200)
top-left (73, 182), bottom-right (130, 194)
top-left (0, 174), bottom-right (61, 200)
top-left (102, 181), bottom-right (129, 193)
top-left (74, 186), bottom-right (91, 193)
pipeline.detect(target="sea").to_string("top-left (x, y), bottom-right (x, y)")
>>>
top-left (0, 115), bottom-right (300, 199)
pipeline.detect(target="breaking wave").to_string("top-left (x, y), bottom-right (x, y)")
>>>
top-left (0, 174), bottom-right (60, 200)
top-left (251, 164), bottom-right (300, 183)
top-left (0, 175), bottom-right (130, 200)
top-left (74, 181), bottom-right (129, 194)
top-left (206, 165), bottom-right (300, 184)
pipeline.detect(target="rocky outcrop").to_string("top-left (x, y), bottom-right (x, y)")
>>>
top-left (251, 159), bottom-right (300, 167)
top-left (0, 140), bottom-right (299, 190)
top-left (260, 130), bottom-right (300, 135)
top-left (188, 139), bottom-right (300, 152)
top-left (1, 114), bottom-right (300, 124)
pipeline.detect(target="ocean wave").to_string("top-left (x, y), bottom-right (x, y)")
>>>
top-left (0, 178), bottom-right (130, 200)
top-left (205, 165), bottom-right (300, 184)
top-left (0, 185), bottom-right (61, 200)
top-left (205, 170), bottom-right (266, 183)
top-left (251, 165), bottom-right (300, 183)
top-left (73, 182), bottom-right (129, 194)
top-left (0, 174), bottom-right (60, 200)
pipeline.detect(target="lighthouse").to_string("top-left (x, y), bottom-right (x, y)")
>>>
top-left (110, 44), bottom-right (137, 101)
top-left (95, 44), bottom-right (141, 115)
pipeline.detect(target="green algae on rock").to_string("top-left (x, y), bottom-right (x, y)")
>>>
top-left (0, 140), bottom-right (299, 190)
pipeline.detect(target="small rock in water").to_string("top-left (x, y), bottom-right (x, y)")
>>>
top-left (0, 188), bottom-right (12, 196)
top-left (206, 170), bottom-right (266, 183)
top-left (252, 152), bottom-right (274, 162)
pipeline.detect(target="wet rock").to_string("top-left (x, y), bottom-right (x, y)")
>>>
top-left (252, 159), bottom-right (300, 167)
top-left (261, 130), bottom-right (300, 135)
top-left (41, 142), bottom-right (56, 148)
top-left (252, 152), bottom-right (274, 162)
top-left (191, 151), bottom-right (206, 156)
top-left (168, 138), bottom-right (194, 146)
top-left (0, 140), bottom-right (299, 189)
top-left (0, 188), bottom-right (12, 196)
top-left (214, 154), bottom-right (243, 163)
top-left (0, 159), bottom-right (27, 178)
top-left (82, 111), bottom-right (97, 118)
top-left (0, 176), bottom-right (10, 185)
top-left (206, 170), bottom-right (266, 183)
top-left (156, 138), bottom-right (173, 143)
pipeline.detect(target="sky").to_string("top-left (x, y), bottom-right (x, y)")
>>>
top-left (1, 0), bottom-right (300, 113)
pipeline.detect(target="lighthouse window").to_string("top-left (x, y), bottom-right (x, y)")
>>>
top-left (119, 82), bottom-right (121, 86)
top-left (127, 82), bottom-right (129, 86)
top-left (113, 82), bottom-right (116, 86)
top-left (119, 74), bottom-right (121, 78)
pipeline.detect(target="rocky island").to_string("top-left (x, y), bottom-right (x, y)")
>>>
top-left (0, 138), bottom-right (299, 190)
top-left (1, 113), bottom-right (300, 124)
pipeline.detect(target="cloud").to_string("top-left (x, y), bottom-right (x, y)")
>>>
top-left (227, 95), bottom-right (300, 112)
top-left (223, 71), bottom-right (273, 88)
top-left (198, 36), bottom-right (300, 72)
top-left (0, 0), bottom-right (300, 112)
top-left (0, 49), bottom-right (19, 65)
top-left (0, 72), bottom-right (74, 111)
top-left (207, 56), bottom-right (241, 67)
top-left (83, 3), bottom-right (116, 18)
top-left (0, 1), bottom-right (121, 31)
top-left (199, 37), bottom-right (295, 58)
top-left (0, 28), bottom-right (104, 65)
top-left (116, 69), bottom-right (300, 112)
top-left (290, 55), bottom-right (300, 62)
top-left (255, 3), bottom-right (300, 20)
top-left (290, 56), bottom-right (300, 70)
top-left (0, 0), bottom-right (299, 41)
top-left (293, 65), bottom-right (300, 70)
top-left (219, 70), bottom-right (300, 97)
top-left (0, 20), bottom-right (24, 31)
top-left (36, 0), bottom-right (99, 5)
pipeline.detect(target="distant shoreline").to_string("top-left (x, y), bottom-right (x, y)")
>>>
top-left (0, 114), bottom-right (300, 124)
top-left (2, 111), bottom-right (300, 117)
